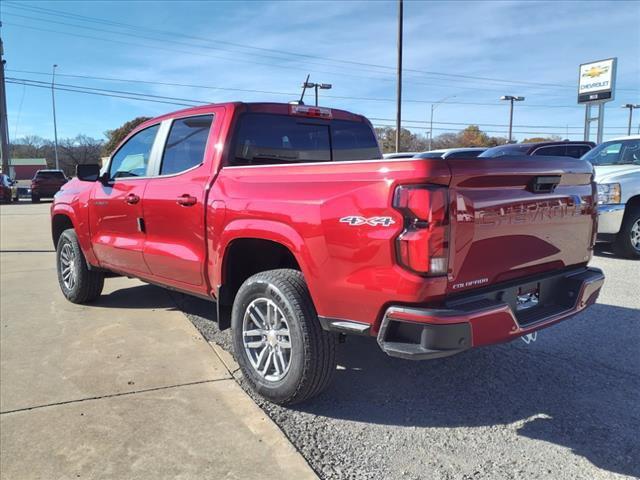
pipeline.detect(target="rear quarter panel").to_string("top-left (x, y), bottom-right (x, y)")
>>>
top-left (210, 159), bottom-right (451, 329)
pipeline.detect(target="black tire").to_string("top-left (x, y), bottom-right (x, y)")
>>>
top-left (31, 195), bottom-right (40, 203)
top-left (231, 269), bottom-right (337, 405)
top-left (613, 207), bottom-right (640, 259)
top-left (56, 229), bottom-right (105, 303)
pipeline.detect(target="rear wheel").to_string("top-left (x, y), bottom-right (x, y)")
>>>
top-left (231, 269), bottom-right (337, 405)
top-left (56, 229), bottom-right (105, 303)
top-left (613, 207), bottom-right (640, 259)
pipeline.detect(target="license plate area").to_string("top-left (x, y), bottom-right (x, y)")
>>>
top-left (445, 268), bottom-right (586, 327)
top-left (516, 284), bottom-right (540, 311)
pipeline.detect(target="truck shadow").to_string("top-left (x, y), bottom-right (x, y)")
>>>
top-left (106, 286), bottom-right (640, 478)
top-left (308, 303), bottom-right (640, 478)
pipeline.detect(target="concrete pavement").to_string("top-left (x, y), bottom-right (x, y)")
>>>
top-left (0, 201), bottom-right (317, 480)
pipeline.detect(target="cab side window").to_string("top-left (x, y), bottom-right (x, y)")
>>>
top-left (160, 115), bottom-right (213, 175)
top-left (109, 125), bottom-right (160, 179)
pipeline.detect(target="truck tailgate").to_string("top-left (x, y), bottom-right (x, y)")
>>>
top-left (446, 156), bottom-right (596, 294)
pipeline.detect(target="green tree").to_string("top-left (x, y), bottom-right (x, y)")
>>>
top-left (102, 117), bottom-right (151, 156)
top-left (374, 127), bottom-right (429, 153)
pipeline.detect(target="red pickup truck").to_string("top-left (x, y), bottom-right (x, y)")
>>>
top-left (51, 102), bottom-right (604, 404)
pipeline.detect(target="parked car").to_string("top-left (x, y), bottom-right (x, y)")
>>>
top-left (1, 174), bottom-right (19, 203)
top-left (582, 135), bottom-right (640, 258)
top-left (414, 147), bottom-right (487, 159)
top-left (31, 169), bottom-right (68, 202)
top-left (51, 102), bottom-right (604, 404)
top-left (383, 152), bottom-right (419, 159)
top-left (479, 141), bottom-right (595, 159)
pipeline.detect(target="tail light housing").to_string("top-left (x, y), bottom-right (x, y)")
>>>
top-left (289, 104), bottom-right (333, 119)
top-left (393, 185), bottom-right (449, 276)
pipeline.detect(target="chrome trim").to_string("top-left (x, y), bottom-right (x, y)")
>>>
top-left (318, 316), bottom-right (371, 335)
top-left (597, 203), bottom-right (626, 234)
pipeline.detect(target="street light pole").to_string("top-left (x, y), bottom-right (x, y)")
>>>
top-left (428, 95), bottom-right (456, 151)
top-left (301, 80), bottom-right (331, 106)
top-left (500, 95), bottom-right (525, 143)
top-left (51, 64), bottom-right (60, 170)
top-left (395, 0), bottom-right (403, 153)
top-left (622, 104), bottom-right (640, 136)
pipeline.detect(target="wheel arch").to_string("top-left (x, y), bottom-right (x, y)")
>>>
top-left (215, 220), bottom-right (319, 330)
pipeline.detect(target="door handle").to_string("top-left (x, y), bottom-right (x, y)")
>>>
top-left (125, 193), bottom-right (140, 205)
top-left (177, 194), bottom-right (197, 206)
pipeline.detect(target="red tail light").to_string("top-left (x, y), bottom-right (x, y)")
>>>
top-left (393, 185), bottom-right (449, 276)
top-left (289, 104), bottom-right (333, 119)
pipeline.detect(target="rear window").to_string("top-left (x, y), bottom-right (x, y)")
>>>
top-left (35, 171), bottom-right (66, 180)
top-left (479, 144), bottom-right (531, 157)
top-left (533, 145), bottom-right (566, 156)
top-left (414, 152), bottom-right (445, 159)
top-left (229, 113), bottom-right (381, 166)
top-left (446, 150), bottom-right (485, 159)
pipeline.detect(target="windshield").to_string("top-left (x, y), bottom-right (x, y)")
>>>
top-left (581, 139), bottom-right (640, 166)
top-left (479, 144), bottom-right (531, 157)
top-left (230, 113), bottom-right (381, 166)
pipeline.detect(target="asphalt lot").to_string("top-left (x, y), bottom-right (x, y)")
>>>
top-left (3, 200), bottom-right (637, 479)
top-left (184, 245), bottom-right (640, 480)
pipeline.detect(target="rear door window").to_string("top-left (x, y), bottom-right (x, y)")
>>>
top-left (160, 115), bottom-right (213, 175)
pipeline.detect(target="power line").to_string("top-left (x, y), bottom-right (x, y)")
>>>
top-left (5, 69), bottom-right (586, 109)
top-left (10, 1), bottom-right (636, 95)
top-left (3, 1), bottom-right (596, 91)
top-left (0, 17), bottom-right (579, 97)
top-left (5, 79), bottom-right (616, 136)
top-left (369, 117), bottom-right (626, 130)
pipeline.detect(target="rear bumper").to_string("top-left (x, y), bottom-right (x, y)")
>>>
top-left (377, 267), bottom-right (604, 360)
top-left (597, 204), bottom-right (625, 235)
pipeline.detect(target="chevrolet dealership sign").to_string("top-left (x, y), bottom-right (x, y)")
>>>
top-left (578, 58), bottom-right (617, 104)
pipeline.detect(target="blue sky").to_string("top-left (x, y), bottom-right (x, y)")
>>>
top-left (2, 0), bottom-right (639, 143)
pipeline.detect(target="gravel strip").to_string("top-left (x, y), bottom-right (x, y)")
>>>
top-left (176, 249), bottom-right (640, 480)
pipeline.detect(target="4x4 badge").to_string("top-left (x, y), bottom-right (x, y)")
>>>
top-left (340, 216), bottom-right (396, 227)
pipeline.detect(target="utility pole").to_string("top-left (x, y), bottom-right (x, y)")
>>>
top-left (500, 95), bottom-right (525, 143)
top-left (622, 104), bottom-right (640, 136)
top-left (0, 26), bottom-right (10, 176)
top-left (395, 0), bottom-right (403, 153)
top-left (51, 64), bottom-right (60, 170)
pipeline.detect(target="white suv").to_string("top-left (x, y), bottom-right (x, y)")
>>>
top-left (583, 135), bottom-right (640, 258)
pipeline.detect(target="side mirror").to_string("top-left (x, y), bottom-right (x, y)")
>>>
top-left (76, 164), bottom-right (102, 182)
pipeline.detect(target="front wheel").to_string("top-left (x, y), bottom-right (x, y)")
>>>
top-left (613, 207), bottom-right (640, 259)
top-left (231, 269), bottom-right (337, 405)
top-left (56, 229), bottom-right (105, 303)
top-left (31, 195), bottom-right (40, 203)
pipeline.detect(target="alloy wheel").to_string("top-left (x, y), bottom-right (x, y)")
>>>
top-left (60, 243), bottom-right (77, 290)
top-left (242, 298), bottom-right (293, 382)
top-left (631, 218), bottom-right (640, 252)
